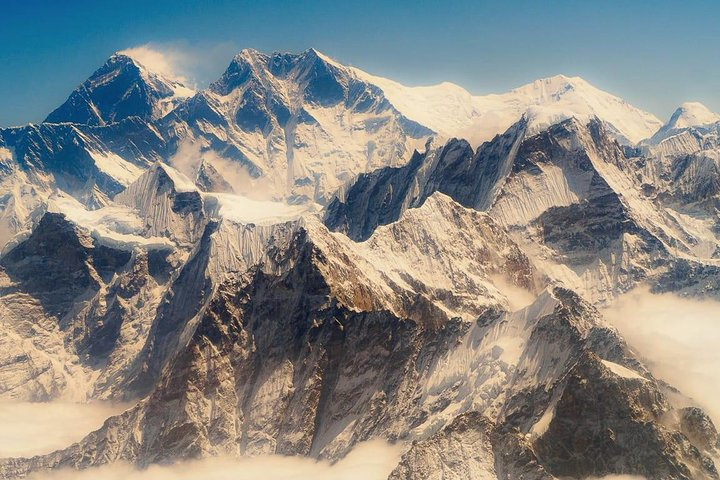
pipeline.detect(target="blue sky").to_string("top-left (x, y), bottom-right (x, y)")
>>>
top-left (1, 0), bottom-right (718, 127)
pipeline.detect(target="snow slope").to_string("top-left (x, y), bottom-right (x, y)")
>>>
top-left (664, 102), bottom-right (720, 130)
top-left (163, 48), bottom-right (432, 204)
top-left (45, 53), bottom-right (195, 126)
top-left (2, 46), bottom-right (720, 480)
top-left (354, 70), bottom-right (663, 145)
top-left (645, 102), bottom-right (720, 155)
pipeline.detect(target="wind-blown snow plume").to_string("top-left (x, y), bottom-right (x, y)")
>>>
top-left (489, 274), bottom-right (536, 311)
top-left (118, 44), bottom-right (193, 85)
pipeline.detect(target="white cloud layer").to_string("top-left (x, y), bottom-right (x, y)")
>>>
top-left (0, 401), bottom-right (402, 480)
top-left (603, 287), bottom-right (720, 424)
top-left (0, 401), bottom-right (127, 458)
top-left (24, 439), bottom-right (403, 480)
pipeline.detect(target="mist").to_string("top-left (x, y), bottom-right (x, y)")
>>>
top-left (602, 287), bottom-right (720, 424)
top-left (0, 400), bottom-right (402, 480)
top-left (25, 440), bottom-right (403, 480)
top-left (590, 476), bottom-right (646, 480)
top-left (0, 402), bottom-right (126, 458)
top-left (490, 274), bottom-right (537, 311)
top-left (169, 140), bottom-right (278, 200)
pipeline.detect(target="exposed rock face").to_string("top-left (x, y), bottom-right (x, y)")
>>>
top-left (1, 196), bottom-right (716, 478)
top-left (679, 407), bottom-right (720, 453)
top-left (163, 48), bottom-right (433, 203)
top-left (0, 48), bottom-right (435, 250)
top-left (0, 207), bottom-right (182, 401)
top-left (114, 163), bottom-right (208, 246)
top-left (2, 51), bottom-right (720, 480)
top-left (4, 278), bottom-right (716, 479)
top-left (647, 102), bottom-right (720, 154)
top-left (326, 117), bottom-right (720, 304)
top-left (388, 413), bottom-right (551, 480)
top-left (1, 121), bottom-right (156, 197)
top-left (2, 124), bottom-right (719, 478)
top-left (45, 54), bottom-right (193, 126)
top-left (0, 213), bottom-right (105, 317)
top-left (0, 117), bottom-right (169, 252)
top-left (633, 104), bottom-right (720, 265)
top-left (324, 137), bottom-right (477, 241)
top-left (195, 160), bottom-right (234, 193)
top-left (534, 353), bottom-right (719, 479)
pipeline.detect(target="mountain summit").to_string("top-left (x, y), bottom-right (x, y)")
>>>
top-left (665, 101), bottom-right (720, 130)
top-left (45, 53), bottom-right (194, 126)
top-left (164, 47), bottom-right (432, 203)
top-left (352, 70), bottom-right (663, 145)
top-left (1, 46), bottom-right (720, 480)
top-left (646, 101), bottom-right (720, 154)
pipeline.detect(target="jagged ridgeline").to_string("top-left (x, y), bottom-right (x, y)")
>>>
top-left (0, 48), bottom-right (719, 479)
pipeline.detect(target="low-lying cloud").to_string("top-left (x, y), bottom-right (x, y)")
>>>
top-left (0, 401), bottom-right (126, 458)
top-left (0, 401), bottom-right (402, 480)
top-left (602, 287), bottom-right (720, 424)
top-left (24, 440), bottom-right (403, 480)
top-left (589, 476), bottom-right (647, 480)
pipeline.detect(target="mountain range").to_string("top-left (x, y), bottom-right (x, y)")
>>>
top-left (0, 48), bottom-right (719, 479)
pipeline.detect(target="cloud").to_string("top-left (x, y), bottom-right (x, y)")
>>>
top-left (489, 274), bottom-right (536, 311)
top-left (0, 402), bottom-right (127, 458)
top-left (0, 401), bottom-right (402, 479)
top-left (169, 140), bottom-right (279, 200)
top-left (588, 476), bottom-right (647, 480)
top-left (118, 43), bottom-right (194, 85)
top-left (602, 287), bottom-right (720, 425)
top-left (117, 41), bottom-right (242, 89)
top-left (24, 439), bottom-right (403, 480)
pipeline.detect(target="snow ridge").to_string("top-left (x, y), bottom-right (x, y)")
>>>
top-left (353, 70), bottom-right (662, 145)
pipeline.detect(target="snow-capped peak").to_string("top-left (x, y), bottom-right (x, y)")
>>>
top-left (220, 47), bottom-right (343, 86)
top-left (108, 52), bottom-right (144, 69)
top-left (44, 53), bottom-right (194, 126)
top-left (508, 74), bottom-right (586, 98)
top-left (645, 101), bottom-right (720, 148)
top-left (351, 68), bottom-right (662, 145)
top-left (665, 101), bottom-right (720, 129)
top-left (230, 47), bottom-right (265, 67)
top-left (302, 47), bottom-right (344, 69)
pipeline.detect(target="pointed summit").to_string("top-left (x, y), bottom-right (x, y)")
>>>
top-left (45, 53), bottom-right (194, 126)
top-left (211, 47), bottom-right (347, 105)
top-left (209, 48), bottom-right (270, 96)
top-left (114, 162), bottom-right (205, 246)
